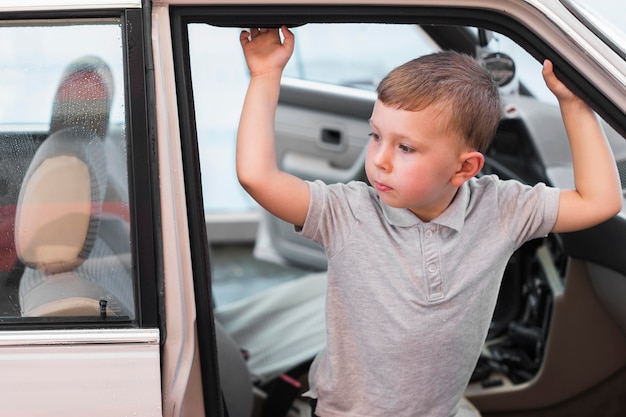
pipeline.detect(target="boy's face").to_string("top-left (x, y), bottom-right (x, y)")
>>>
top-left (366, 100), bottom-right (470, 221)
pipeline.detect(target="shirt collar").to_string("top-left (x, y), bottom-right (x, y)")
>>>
top-left (377, 181), bottom-right (469, 232)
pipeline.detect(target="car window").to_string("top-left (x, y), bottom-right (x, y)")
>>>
top-left (0, 19), bottom-right (135, 321)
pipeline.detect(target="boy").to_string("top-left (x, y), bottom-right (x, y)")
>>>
top-left (236, 26), bottom-right (622, 416)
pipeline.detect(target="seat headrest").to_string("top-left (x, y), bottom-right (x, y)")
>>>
top-left (49, 56), bottom-right (114, 139)
top-left (15, 127), bottom-right (107, 273)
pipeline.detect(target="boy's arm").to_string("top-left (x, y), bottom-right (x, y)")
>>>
top-left (236, 27), bottom-right (310, 227)
top-left (542, 60), bottom-right (622, 233)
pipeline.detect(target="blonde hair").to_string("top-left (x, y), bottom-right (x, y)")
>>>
top-left (377, 51), bottom-right (501, 152)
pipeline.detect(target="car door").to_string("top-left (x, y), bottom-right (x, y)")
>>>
top-left (0, 3), bottom-right (161, 415)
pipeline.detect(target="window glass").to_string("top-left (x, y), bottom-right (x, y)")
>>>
top-left (0, 22), bottom-right (125, 127)
top-left (0, 20), bottom-right (134, 321)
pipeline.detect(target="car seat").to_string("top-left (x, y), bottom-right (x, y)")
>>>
top-left (15, 55), bottom-right (133, 317)
top-left (215, 271), bottom-right (327, 383)
top-left (15, 126), bottom-right (133, 317)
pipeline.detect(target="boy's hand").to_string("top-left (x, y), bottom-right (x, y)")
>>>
top-left (240, 26), bottom-right (294, 77)
top-left (542, 59), bottom-right (579, 104)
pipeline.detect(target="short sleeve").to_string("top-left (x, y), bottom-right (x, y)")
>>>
top-left (496, 179), bottom-right (560, 248)
top-left (298, 180), bottom-right (364, 256)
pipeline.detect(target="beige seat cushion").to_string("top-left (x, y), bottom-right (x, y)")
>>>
top-left (14, 127), bottom-right (106, 274)
top-left (15, 155), bottom-right (91, 271)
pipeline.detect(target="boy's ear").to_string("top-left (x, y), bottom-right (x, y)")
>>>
top-left (451, 151), bottom-right (484, 187)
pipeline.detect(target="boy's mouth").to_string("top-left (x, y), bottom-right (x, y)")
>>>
top-left (373, 181), bottom-right (393, 192)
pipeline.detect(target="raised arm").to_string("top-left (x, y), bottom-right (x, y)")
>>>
top-left (542, 60), bottom-right (622, 233)
top-left (237, 26), bottom-right (310, 227)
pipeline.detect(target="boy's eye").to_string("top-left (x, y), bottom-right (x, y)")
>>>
top-left (368, 132), bottom-right (380, 141)
top-left (399, 144), bottom-right (414, 153)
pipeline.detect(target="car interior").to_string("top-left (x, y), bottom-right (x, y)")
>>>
top-left (191, 20), bottom-right (626, 417)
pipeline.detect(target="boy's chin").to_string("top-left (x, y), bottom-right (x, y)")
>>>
top-left (376, 193), bottom-right (408, 209)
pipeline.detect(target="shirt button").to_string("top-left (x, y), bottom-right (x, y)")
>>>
top-left (428, 264), bottom-right (437, 273)
top-left (425, 230), bottom-right (433, 238)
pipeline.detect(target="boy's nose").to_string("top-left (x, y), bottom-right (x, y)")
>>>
top-left (373, 146), bottom-right (392, 171)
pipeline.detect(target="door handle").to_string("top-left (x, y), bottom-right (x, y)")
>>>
top-left (320, 128), bottom-right (342, 146)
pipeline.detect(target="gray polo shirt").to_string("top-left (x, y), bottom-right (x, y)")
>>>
top-left (299, 175), bottom-right (560, 417)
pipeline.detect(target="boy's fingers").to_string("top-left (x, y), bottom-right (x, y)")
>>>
top-left (543, 59), bottom-right (553, 72)
top-left (281, 25), bottom-right (295, 46)
top-left (541, 59), bottom-right (560, 89)
top-left (542, 59), bottom-right (554, 80)
top-left (240, 30), bottom-right (251, 44)
top-left (542, 59), bottom-right (578, 101)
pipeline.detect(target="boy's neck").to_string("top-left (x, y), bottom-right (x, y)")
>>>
top-left (408, 187), bottom-right (461, 223)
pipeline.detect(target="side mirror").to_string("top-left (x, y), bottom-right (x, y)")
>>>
top-left (482, 52), bottom-right (516, 87)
